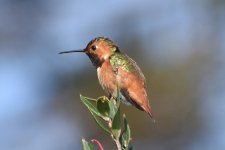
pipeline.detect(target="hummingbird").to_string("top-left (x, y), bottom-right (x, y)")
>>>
top-left (59, 37), bottom-right (153, 118)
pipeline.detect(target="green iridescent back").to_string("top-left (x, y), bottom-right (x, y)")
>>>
top-left (109, 52), bottom-right (136, 73)
top-left (91, 37), bottom-right (139, 74)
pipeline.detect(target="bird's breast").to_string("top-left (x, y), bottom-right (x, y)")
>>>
top-left (97, 60), bottom-right (117, 96)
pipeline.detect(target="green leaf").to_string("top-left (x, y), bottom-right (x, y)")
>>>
top-left (120, 114), bottom-right (131, 149)
top-left (80, 95), bottom-right (110, 134)
top-left (80, 95), bottom-right (109, 121)
top-left (115, 80), bottom-right (121, 109)
top-left (97, 96), bottom-right (110, 117)
top-left (82, 139), bottom-right (94, 150)
top-left (112, 106), bottom-right (121, 130)
top-left (84, 97), bottom-right (98, 102)
top-left (111, 106), bottom-right (121, 140)
top-left (90, 111), bottom-right (111, 135)
top-left (109, 98), bottom-right (116, 118)
top-left (109, 86), bottom-right (122, 140)
top-left (116, 81), bottom-right (121, 101)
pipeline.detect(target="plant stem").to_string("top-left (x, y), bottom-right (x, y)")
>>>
top-left (114, 139), bottom-right (122, 150)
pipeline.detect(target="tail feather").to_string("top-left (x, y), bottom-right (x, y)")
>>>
top-left (144, 106), bottom-right (156, 123)
top-left (147, 111), bottom-right (156, 123)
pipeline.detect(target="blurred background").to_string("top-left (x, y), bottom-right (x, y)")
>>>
top-left (0, 0), bottom-right (225, 149)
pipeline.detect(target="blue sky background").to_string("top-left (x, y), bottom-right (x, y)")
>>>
top-left (0, 0), bottom-right (225, 149)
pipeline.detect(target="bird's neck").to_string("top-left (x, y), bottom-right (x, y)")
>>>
top-left (87, 53), bottom-right (105, 68)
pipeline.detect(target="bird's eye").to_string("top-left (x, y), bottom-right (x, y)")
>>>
top-left (91, 45), bottom-right (97, 51)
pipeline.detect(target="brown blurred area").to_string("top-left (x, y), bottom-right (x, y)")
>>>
top-left (0, 0), bottom-right (225, 150)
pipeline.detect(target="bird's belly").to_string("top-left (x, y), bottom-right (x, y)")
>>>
top-left (118, 92), bottom-right (132, 105)
top-left (97, 67), bottom-right (132, 105)
top-left (110, 88), bottom-right (132, 106)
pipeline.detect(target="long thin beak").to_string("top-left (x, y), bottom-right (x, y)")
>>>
top-left (58, 49), bottom-right (84, 54)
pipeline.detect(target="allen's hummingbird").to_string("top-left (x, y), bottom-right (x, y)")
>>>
top-left (59, 37), bottom-right (153, 118)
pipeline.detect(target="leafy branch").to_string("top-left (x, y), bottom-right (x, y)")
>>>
top-left (80, 93), bottom-right (132, 150)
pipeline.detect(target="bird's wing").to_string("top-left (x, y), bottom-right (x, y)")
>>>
top-left (116, 55), bottom-right (152, 115)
